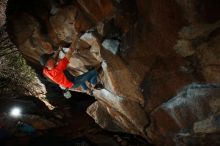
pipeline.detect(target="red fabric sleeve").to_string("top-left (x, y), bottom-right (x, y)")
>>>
top-left (55, 57), bottom-right (69, 71)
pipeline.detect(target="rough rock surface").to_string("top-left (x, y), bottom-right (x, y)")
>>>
top-left (4, 0), bottom-right (220, 145)
top-left (147, 84), bottom-right (220, 145)
top-left (77, 0), bottom-right (113, 23)
top-left (0, 0), bottom-right (7, 27)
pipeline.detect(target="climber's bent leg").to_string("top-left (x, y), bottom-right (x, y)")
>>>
top-left (88, 70), bottom-right (98, 86)
top-left (74, 69), bottom-right (97, 86)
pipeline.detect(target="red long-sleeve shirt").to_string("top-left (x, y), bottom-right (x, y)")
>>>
top-left (43, 57), bottom-right (73, 88)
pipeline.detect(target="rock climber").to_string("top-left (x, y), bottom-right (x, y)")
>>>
top-left (39, 35), bottom-right (102, 97)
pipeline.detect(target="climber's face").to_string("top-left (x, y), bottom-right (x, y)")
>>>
top-left (46, 58), bottom-right (55, 70)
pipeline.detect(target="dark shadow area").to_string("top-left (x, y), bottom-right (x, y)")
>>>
top-left (0, 131), bottom-right (153, 146)
top-left (200, 0), bottom-right (220, 23)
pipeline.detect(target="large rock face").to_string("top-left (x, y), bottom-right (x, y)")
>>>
top-left (5, 0), bottom-right (220, 145)
top-left (147, 84), bottom-right (220, 145)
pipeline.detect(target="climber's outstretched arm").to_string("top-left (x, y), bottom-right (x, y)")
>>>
top-left (65, 34), bottom-right (79, 60)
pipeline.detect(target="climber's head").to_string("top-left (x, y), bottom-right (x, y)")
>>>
top-left (39, 53), bottom-right (55, 70)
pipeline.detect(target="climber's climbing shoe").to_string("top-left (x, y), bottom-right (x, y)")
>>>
top-left (94, 83), bottom-right (104, 90)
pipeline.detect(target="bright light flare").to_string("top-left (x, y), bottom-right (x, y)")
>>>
top-left (10, 107), bottom-right (22, 117)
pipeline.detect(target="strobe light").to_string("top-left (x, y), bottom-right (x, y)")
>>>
top-left (10, 107), bottom-right (22, 118)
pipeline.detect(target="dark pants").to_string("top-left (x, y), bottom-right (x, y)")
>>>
top-left (64, 69), bottom-right (98, 91)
